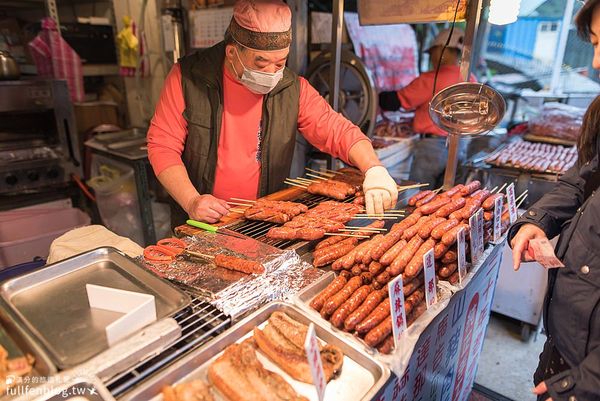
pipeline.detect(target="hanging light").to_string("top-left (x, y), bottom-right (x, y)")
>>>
top-left (489, 0), bottom-right (522, 25)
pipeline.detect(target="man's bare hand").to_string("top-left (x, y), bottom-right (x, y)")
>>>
top-left (186, 194), bottom-right (230, 223)
top-left (511, 223), bottom-right (547, 271)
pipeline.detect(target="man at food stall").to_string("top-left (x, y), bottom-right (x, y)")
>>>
top-left (147, 0), bottom-right (398, 226)
top-left (378, 27), bottom-right (477, 188)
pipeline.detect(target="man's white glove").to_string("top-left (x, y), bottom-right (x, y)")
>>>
top-left (362, 166), bottom-right (399, 214)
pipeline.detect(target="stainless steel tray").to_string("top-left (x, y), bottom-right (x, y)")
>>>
top-left (0, 307), bottom-right (56, 400)
top-left (0, 247), bottom-right (191, 369)
top-left (121, 301), bottom-right (389, 401)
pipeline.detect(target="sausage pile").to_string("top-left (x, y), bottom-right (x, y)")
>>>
top-left (266, 201), bottom-right (363, 241)
top-left (309, 180), bottom-right (513, 354)
top-left (243, 200), bottom-right (309, 224)
top-left (485, 139), bottom-right (577, 174)
top-left (306, 168), bottom-right (364, 200)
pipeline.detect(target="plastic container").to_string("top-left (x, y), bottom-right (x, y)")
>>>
top-left (88, 154), bottom-right (144, 245)
top-left (0, 207), bottom-right (91, 269)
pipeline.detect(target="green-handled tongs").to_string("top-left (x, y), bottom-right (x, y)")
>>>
top-left (186, 219), bottom-right (247, 239)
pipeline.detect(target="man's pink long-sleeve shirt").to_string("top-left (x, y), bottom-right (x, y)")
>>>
top-left (147, 64), bottom-right (368, 201)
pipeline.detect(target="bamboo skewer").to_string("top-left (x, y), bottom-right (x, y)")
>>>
top-left (227, 201), bottom-right (253, 207)
top-left (305, 167), bottom-right (335, 177)
top-left (345, 226), bottom-right (387, 231)
top-left (516, 194), bottom-right (529, 209)
top-left (354, 215), bottom-right (399, 220)
top-left (490, 186), bottom-right (499, 193)
top-left (284, 180), bottom-right (308, 189)
top-left (229, 208), bottom-right (247, 214)
top-left (321, 168), bottom-right (343, 175)
top-left (324, 233), bottom-right (370, 238)
top-left (295, 177), bottom-right (317, 184)
top-left (340, 228), bottom-right (385, 233)
top-left (397, 183), bottom-right (429, 191)
top-left (497, 182), bottom-right (508, 194)
top-left (305, 173), bottom-right (328, 181)
top-left (230, 197), bottom-right (256, 203)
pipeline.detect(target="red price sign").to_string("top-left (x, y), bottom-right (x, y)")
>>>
top-left (304, 323), bottom-right (326, 401)
top-left (423, 248), bottom-right (437, 308)
top-left (506, 183), bottom-right (518, 224)
top-left (388, 274), bottom-right (407, 348)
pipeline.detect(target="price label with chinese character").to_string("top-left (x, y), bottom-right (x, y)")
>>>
top-left (388, 274), bottom-right (407, 348)
top-left (423, 248), bottom-right (437, 308)
top-left (304, 323), bottom-right (326, 401)
top-left (457, 226), bottom-right (467, 283)
top-left (506, 183), bottom-right (518, 223)
top-left (469, 210), bottom-right (484, 263)
top-left (476, 207), bottom-right (485, 256)
top-left (493, 195), bottom-right (503, 243)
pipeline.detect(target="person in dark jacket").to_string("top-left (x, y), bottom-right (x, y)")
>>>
top-left (509, 3), bottom-right (600, 400)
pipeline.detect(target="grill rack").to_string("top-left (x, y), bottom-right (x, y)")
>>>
top-left (226, 192), bottom-right (356, 250)
top-left (106, 291), bottom-right (231, 397)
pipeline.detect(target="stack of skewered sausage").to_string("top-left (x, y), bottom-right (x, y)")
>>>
top-left (306, 168), bottom-right (364, 200)
top-left (243, 200), bottom-right (309, 224)
top-left (485, 139), bottom-right (577, 174)
top-left (266, 201), bottom-right (363, 241)
top-left (309, 180), bottom-right (513, 354)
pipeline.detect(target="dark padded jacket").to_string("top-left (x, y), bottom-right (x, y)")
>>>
top-left (508, 141), bottom-right (600, 401)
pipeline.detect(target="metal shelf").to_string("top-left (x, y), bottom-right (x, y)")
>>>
top-left (21, 64), bottom-right (120, 77)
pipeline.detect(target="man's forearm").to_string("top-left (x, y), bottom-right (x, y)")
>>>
top-left (348, 140), bottom-right (383, 173)
top-left (156, 165), bottom-right (199, 213)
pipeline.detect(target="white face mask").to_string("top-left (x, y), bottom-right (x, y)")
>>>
top-left (231, 48), bottom-right (284, 95)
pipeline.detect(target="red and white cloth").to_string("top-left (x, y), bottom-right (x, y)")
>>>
top-left (28, 18), bottom-right (84, 102)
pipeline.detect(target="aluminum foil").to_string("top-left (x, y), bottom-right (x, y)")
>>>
top-left (140, 232), bottom-right (324, 318)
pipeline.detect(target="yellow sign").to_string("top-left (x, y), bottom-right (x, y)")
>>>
top-left (358, 0), bottom-right (467, 25)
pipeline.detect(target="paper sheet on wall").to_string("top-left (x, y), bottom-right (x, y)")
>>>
top-left (358, 0), bottom-right (467, 25)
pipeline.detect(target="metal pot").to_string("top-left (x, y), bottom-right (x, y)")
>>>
top-left (0, 50), bottom-right (20, 80)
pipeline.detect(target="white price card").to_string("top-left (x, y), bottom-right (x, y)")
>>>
top-left (493, 195), bottom-right (503, 243)
top-left (423, 248), bottom-right (437, 308)
top-left (469, 211), bottom-right (484, 263)
top-left (304, 323), bottom-right (326, 401)
top-left (388, 274), bottom-right (407, 348)
top-left (506, 183), bottom-right (518, 224)
top-left (457, 227), bottom-right (467, 283)
top-left (476, 207), bottom-right (485, 256)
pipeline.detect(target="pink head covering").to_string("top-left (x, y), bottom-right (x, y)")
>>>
top-left (227, 0), bottom-right (292, 51)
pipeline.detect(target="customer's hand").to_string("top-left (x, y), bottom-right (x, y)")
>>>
top-left (186, 194), bottom-right (230, 224)
top-left (510, 223), bottom-right (547, 271)
top-left (532, 381), bottom-right (552, 401)
top-left (362, 166), bottom-right (399, 214)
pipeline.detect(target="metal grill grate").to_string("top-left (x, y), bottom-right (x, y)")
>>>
top-left (225, 192), bottom-right (355, 250)
top-left (106, 292), bottom-right (231, 397)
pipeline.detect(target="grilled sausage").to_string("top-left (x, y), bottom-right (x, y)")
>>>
top-left (377, 335), bottom-right (395, 354)
top-left (365, 316), bottom-right (393, 347)
top-left (460, 180), bottom-right (481, 196)
top-left (419, 197), bottom-right (452, 215)
top-left (337, 240), bottom-right (373, 270)
top-left (369, 261), bottom-right (385, 275)
top-left (339, 270), bottom-right (353, 280)
top-left (356, 298), bottom-right (391, 335)
top-left (435, 197), bottom-right (466, 218)
top-left (344, 289), bottom-right (387, 331)
top-left (444, 184), bottom-right (465, 198)
top-left (379, 239), bottom-right (408, 266)
top-left (321, 276), bottom-right (363, 317)
top-left (482, 193), bottom-right (504, 211)
top-left (351, 264), bottom-right (363, 276)
top-left (416, 192), bottom-right (437, 207)
top-left (405, 288), bottom-right (425, 313)
top-left (389, 235), bottom-right (424, 276)
top-left (315, 235), bottom-right (345, 251)
top-left (431, 218), bottom-right (460, 240)
top-left (407, 299), bottom-right (427, 326)
top-left (402, 216), bottom-right (433, 240)
top-left (439, 262), bottom-right (458, 278)
top-left (403, 274), bottom-right (424, 297)
top-left (214, 255), bottom-right (265, 274)
top-left (441, 223), bottom-right (470, 246)
top-left (448, 270), bottom-right (460, 285)
top-left (418, 217), bottom-right (447, 239)
top-left (460, 189), bottom-right (491, 220)
top-left (330, 285), bottom-right (372, 328)
top-left (310, 275), bottom-right (347, 312)
top-left (360, 272), bottom-right (374, 284)
top-left (404, 238), bottom-right (436, 278)
top-left (408, 190), bottom-right (433, 206)
top-left (358, 234), bottom-right (385, 265)
top-left (434, 242), bottom-right (450, 259)
top-left (396, 211), bottom-right (423, 231)
top-left (313, 241), bottom-right (356, 267)
top-left (441, 249), bottom-right (458, 264)
top-left (370, 230), bottom-right (404, 261)
top-left (375, 271), bottom-right (391, 285)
